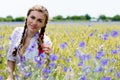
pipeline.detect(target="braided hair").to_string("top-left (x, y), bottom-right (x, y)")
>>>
top-left (12, 5), bottom-right (49, 56)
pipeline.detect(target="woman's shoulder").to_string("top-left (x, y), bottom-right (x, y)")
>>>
top-left (10, 27), bottom-right (24, 41)
top-left (13, 27), bottom-right (24, 33)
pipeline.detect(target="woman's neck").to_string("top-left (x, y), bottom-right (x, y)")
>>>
top-left (26, 30), bottom-right (37, 38)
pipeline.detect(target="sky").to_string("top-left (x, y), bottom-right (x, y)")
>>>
top-left (0, 0), bottom-right (120, 19)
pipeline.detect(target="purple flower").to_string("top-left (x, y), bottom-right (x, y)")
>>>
top-left (0, 36), bottom-right (3, 39)
top-left (0, 46), bottom-right (4, 50)
top-left (20, 56), bottom-right (26, 63)
top-left (24, 72), bottom-right (32, 78)
top-left (34, 56), bottom-right (40, 62)
top-left (63, 67), bottom-right (68, 72)
top-left (111, 58), bottom-right (116, 63)
top-left (100, 59), bottom-right (109, 66)
top-left (60, 42), bottom-right (67, 49)
top-left (49, 62), bottom-right (56, 68)
top-left (42, 68), bottom-right (51, 74)
top-left (80, 75), bottom-right (87, 80)
top-left (80, 54), bottom-right (90, 61)
top-left (103, 37), bottom-right (108, 40)
top-left (49, 54), bottom-right (58, 61)
top-left (75, 49), bottom-right (81, 58)
top-left (94, 66), bottom-right (103, 72)
top-left (15, 75), bottom-right (20, 80)
top-left (104, 33), bottom-right (109, 37)
top-left (78, 61), bottom-right (83, 66)
top-left (78, 41), bottom-right (86, 48)
top-left (111, 30), bottom-right (118, 37)
top-left (89, 32), bottom-right (94, 37)
top-left (66, 58), bottom-right (71, 63)
top-left (101, 76), bottom-right (111, 80)
top-left (116, 72), bottom-right (120, 78)
top-left (82, 66), bottom-right (91, 73)
top-left (111, 50), bottom-right (117, 54)
top-left (39, 53), bottom-right (46, 58)
top-left (95, 51), bottom-right (104, 60)
top-left (0, 76), bottom-right (4, 80)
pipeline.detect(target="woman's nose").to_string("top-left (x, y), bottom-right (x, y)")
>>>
top-left (32, 20), bottom-right (37, 25)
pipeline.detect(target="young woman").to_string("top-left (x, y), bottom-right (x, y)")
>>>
top-left (7, 5), bottom-right (52, 80)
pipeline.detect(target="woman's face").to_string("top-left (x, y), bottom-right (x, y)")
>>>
top-left (27, 11), bottom-right (46, 33)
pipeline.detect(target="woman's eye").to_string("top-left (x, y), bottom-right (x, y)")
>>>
top-left (38, 19), bottom-right (42, 23)
top-left (31, 16), bottom-right (35, 19)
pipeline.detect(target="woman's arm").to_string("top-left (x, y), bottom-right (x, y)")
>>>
top-left (7, 27), bottom-right (20, 80)
top-left (7, 60), bottom-right (15, 80)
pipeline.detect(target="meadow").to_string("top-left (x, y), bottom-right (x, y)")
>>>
top-left (0, 22), bottom-right (120, 80)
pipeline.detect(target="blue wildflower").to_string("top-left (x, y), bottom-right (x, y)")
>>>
top-left (39, 53), bottom-right (46, 58)
top-left (42, 68), bottom-right (51, 74)
top-left (0, 36), bottom-right (3, 39)
top-left (75, 49), bottom-right (81, 58)
top-left (66, 57), bottom-right (71, 63)
top-left (80, 75), bottom-right (87, 80)
top-left (101, 76), bottom-right (111, 80)
top-left (15, 75), bottom-right (20, 80)
top-left (89, 32), bottom-right (94, 37)
top-left (0, 46), bottom-right (4, 50)
top-left (20, 56), bottom-right (26, 63)
top-left (94, 66), bottom-right (103, 72)
top-left (95, 51), bottom-right (104, 60)
top-left (116, 72), bottom-right (120, 78)
top-left (34, 56), bottom-right (40, 62)
top-left (0, 76), bottom-right (4, 80)
top-left (111, 50), bottom-right (117, 54)
top-left (104, 33), bottom-right (109, 37)
top-left (36, 63), bottom-right (41, 68)
top-left (78, 61), bottom-right (83, 66)
top-left (60, 42), bottom-right (67, 49)
top-left (63, 67), bottom-right (68, 72)
top-left (78, 41), bottom-right (86, 48)
top-left (49, 62), bottom-right (56, 68)
top-left (49, 54), bottom-right (58, 61)
top-left (100, 59), bottom-right (109, 66)
top-left (111, 30), bottom-right (118, 37)
top-left (24, 72), bottom-right (32, 78)
top-left (80, 54), bottom-right (90, 61)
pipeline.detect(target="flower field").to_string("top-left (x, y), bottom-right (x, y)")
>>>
top-left (0, 22), bottom-right (120, 80)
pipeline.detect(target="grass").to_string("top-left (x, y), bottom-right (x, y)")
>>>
top-left (0, 22), bottom-right (120, 80)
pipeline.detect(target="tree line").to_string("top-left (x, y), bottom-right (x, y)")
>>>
top-left (0, 14), bottom-right (120, 22)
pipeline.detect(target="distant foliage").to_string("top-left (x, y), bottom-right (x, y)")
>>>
top-left (0, 14), bottom-right (120, 22)
top-left (14, 17), bottom-right (25, 21)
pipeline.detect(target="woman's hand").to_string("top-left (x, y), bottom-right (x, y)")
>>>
top-left (42, 44), bottom-right (52, 54)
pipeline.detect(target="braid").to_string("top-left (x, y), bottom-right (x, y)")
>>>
top-left (38, 26), bottom-right (46, 54)
top-left (12, 21), bottom-right (27, 56)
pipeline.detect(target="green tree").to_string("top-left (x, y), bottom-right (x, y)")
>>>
top-left (14, 17), bottom-right (25, 21)
top-left (112, 15), bottom-right (120, 21)
top-left (0, 17), bottom-right (4, 22)
top-left (5, 15), bottom-right (13, 22)
top-left (98, 15), bottom-right (106, 21)
top-left (85, 14), bottom-right (91, 20)
top-left (52, 15), bottom-right (63, 20)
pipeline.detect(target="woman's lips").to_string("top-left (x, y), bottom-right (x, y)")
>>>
top-left (30, 24), bottom-right (37, 29)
